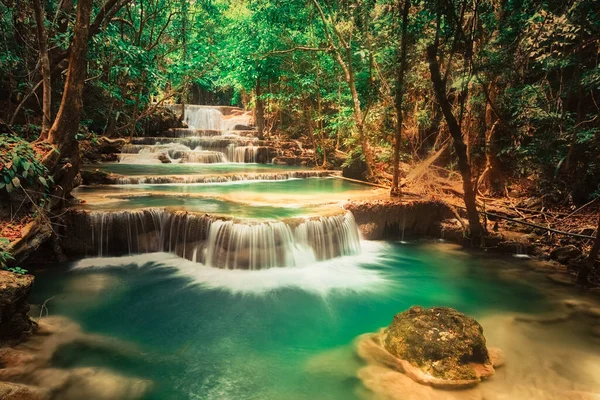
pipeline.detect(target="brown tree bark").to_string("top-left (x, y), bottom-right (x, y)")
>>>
top-left (311, 0), bottom-right (375, 179)
top-left (427, 44), bottom-right (484, 240)
top-left (32, 0), bottom-right (52, 137)
top-left (577, 213), bottom-right (600, 285)
top-left (255, 77), bottom-right (265, 140)
top-left (477, 83), bottom-right (504, 195)
top-left (43, 0), bottom-right (93, 207)
top-left (391, 0), bottom-right (411, 196)
top-left (11, 0), bottom-right (132, 126)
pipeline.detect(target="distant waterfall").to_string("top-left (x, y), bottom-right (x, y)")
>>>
top-left (184, 106), bottom-right (223, 130)
top-left (162, 105), bottom-right (246, 131)
top-left (118, 105), bottom-right (265, 164)
top-left (65, 210), bottom-right (361, 270)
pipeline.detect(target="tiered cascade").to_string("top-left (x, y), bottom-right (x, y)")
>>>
top-left (71, 105), bottom-right (364, 270)
top-left (120, 105), bottom-right (268, 164)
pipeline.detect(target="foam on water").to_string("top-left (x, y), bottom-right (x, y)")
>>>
top-left (72, 241), bottom-right (391, 296)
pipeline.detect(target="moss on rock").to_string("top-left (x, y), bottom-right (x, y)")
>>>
top-left (380, 306), bottom-right (491, 381)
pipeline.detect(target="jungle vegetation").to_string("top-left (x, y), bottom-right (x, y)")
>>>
top-left (0, 0), bottom-right (599, 244)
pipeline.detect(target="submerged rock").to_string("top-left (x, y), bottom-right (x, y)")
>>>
top-left (359, 306), bottom-right (499, 389)
top-left (0, 316), bottom-right (151, 400)
top-left (0, 270), bottom-right (35, 343)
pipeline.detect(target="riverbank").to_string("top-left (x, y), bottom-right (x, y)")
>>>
top-left (345, 197), bottom-right (597, 291)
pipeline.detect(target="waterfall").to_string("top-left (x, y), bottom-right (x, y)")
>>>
top-left (110, 171), bottom-right (333, 185)
top-left (65, 210), bottom-right (361, 270)
top-left (180, 151), bottom-right (227, 163)
top-left (113, 105), bottom-right (263, 163)
top-left (228, 145), bottom-right (258, 163)
top-left (202, 212), bottom-right (361, 270)
top-left (183, 106), bottom-right (223, 130)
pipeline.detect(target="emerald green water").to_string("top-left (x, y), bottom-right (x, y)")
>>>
top-left (75, 177), bottom-right (367, 196)
top-left (31, 242), bottom-right (550, 400)
top-left (84, 163), bottom-right (304, 176)
top-left (76, 195), bottom-right (315, 218)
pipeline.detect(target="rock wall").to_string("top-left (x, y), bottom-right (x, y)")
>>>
top-left (345, 200), bottom-right (454, 240)
top-left (0, 271), bottom-right (34, 344)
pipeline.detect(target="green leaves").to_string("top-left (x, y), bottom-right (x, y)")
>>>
top-left (0, 135), bottom-right (51, 195)
top-left (2, 266), bottom-right (28, 275)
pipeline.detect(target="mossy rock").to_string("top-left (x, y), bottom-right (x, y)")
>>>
top-left (380, 306), bottom-right (491, 381)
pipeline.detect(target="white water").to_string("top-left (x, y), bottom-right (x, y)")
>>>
top-left (80, 210), bottom-right (362, 270)
top-left (72, 241), bottom-right (389, 295)
top-left (112, 173), bottom-right (326, 185)
top-left (164, 105), bottom-right (250, 132)
top-left (184, 106), bottom-right (223, 130)
top-left (118, 106), bottom-right (261, 164)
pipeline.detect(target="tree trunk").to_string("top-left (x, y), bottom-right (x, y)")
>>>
top-left (310, 0), bottom-right (375, 179)
top-left (256, 77), bottom-right (265, 140)
top-left (43, 0), bottom-right (93, 208)
top-left (477, 80), bottom-right (504, 194)
top-left (427, 44), bottom-right (483, 240)
top-left (391, 0), bottom-right (411, 196)
top-left (577, 213), bottom-right (600, 285)
top-left (346, 47), bottom-right (375, 179)
top-left (32, 0), bottom-right (52, 137)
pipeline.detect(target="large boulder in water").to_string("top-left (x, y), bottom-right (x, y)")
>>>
top-left (359, 306), bottom-right (499, 389)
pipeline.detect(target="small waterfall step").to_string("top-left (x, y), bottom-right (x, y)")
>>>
top-left (141, 128), bottom-right (258, 138)
top-left (129, 136), bottom-right (258, 147)
top-left (81, 170), bottom-right (336, 185)
top-left (61, 208), bottom-right (360, 270)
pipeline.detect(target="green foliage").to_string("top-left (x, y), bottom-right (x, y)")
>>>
top-left (0, 135), bottom-right (52, 195)
top-left (0, 239), bottom-right (26, 275)
top-left (0, 238), bottom-right (14, 269)
top-left (3, 266), bottom-right (28, 275)
top-left (0, 0), bottom-right (598, 202)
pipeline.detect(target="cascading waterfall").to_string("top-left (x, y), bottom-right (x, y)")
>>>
top-left (203, 212), bottom-right (360, 270)
top-left (116, 106), bottom-right (265, 164)
top-left (163, 105), bottom-right (247, 132)
top-left (67, 209), bottom-right (361, 270)
top-left (163, 105), bottom-right (224, 130)
top-left (229, 145), bottom-right (258, 163)
top-left (180, 151), bottom-right (227, 163)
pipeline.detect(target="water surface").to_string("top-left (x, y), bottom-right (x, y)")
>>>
top-left (32, 242), bottom-right (554, 400)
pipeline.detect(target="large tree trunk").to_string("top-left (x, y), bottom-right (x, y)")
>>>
top-left (255, 77), bottom-right (265, 140)
top-left (43, 0), bottom-right (93, 208)
top-left (427, 44), bottom-right (484, 240)
top-left (32, 0), bottom-right (52, 137)
top-left (391, 0), bottom-right (411, 196)
top-left (577, 213), bottom-right (600, 285)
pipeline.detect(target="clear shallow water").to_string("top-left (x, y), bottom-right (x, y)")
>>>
top-left (83, 163), bottom-right (304, 176)
top-left (74, 195), bottom-right (317, 218)
top-left (75, 177), bottom-right (368, 195)
top-left (72, 178), bottom-right (372, 213)
top-left (31, 242), bottom-right (551, 400)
